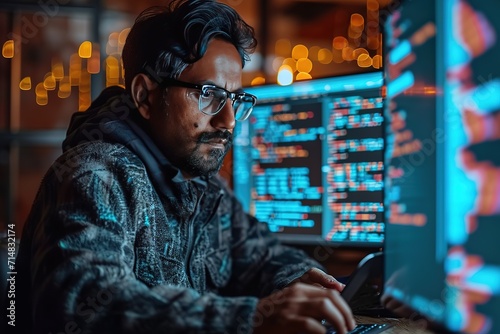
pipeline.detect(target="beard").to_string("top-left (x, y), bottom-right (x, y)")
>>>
top-left (180, 130), bottom-right (233, 178)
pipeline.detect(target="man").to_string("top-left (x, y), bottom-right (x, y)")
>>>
top-left (8, 1), bottom-right (355, 333)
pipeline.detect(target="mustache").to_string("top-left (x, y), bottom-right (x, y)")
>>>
top-left (198, 130), bottom-right (233, 144)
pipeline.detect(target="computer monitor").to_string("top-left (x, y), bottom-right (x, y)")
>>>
top-left (383, 0), bottom-right (500, 332)
top-left (232, 71), bottom-right (385, 247)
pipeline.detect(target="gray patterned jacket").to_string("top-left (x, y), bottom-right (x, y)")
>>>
top-left (11, 87), bottom-right (322, 334)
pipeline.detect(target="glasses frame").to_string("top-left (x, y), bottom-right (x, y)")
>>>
top-left (155, 77), bottom-right (257, 121)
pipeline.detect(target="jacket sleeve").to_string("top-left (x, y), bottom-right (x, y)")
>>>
top-left (220, 180), bottom-right (326, 298)
top-left (19, 151), bottom-right (259, 334)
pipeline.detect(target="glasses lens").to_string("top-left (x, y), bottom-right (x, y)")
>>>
top-left (233, 94), bottom-right (256, 121)
top-left (198, 86), bottom-right (256, 120)
top-left (199, 86), bottom-right (226, 115)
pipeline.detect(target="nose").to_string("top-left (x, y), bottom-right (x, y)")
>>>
top-left (210, 98), bottom-right (236, 131)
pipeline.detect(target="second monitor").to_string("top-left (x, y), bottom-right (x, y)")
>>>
top-left (233, 71), bottom-right (385, 247)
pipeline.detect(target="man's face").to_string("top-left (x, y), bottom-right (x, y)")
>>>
top-left (148, 39), bottom-right (242, 178)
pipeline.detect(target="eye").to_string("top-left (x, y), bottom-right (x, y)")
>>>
top-left (201, 89), bottom-right (214, 98)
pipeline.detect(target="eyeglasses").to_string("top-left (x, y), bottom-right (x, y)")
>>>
top-left (157, 77), bottom-right (257, 121)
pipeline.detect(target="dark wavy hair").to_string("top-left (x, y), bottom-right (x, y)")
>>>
top-left (122, 0), bottom-right (257, 90)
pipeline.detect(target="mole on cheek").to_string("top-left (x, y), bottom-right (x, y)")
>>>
top-left (194, 123), bottom-right (199, 128)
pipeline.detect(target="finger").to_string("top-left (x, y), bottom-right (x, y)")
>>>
top-left (325, 278), bottom-right (346, 292)
top-left (284, 282), bottom-right (338, 298)
top-left (283, 283), bottom-right (355, 330)
top-left (303, 268), bottom-right (346, 291)
top-left (288, 286), bottom-right (351, 318)
top-left (284, 293), bottom-right (355, 333)
top-left (254, 299), bottom-right (331, 334)
top-left (331, 291), bottom-right (356, 330)
top-left (284, 283), bottom-right (349, 312)
top-left (295, 297), bottom-right (350, 334)
top-left (323, 290), bottom-right (356, 331)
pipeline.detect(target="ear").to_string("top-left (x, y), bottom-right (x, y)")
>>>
top-left (130, 73), bottom-right (159, 120)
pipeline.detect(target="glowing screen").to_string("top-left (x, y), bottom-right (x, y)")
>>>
top-left (233, 71), bottom-right (385, 246)
top-left (383, 0), bottom-right (500, 332)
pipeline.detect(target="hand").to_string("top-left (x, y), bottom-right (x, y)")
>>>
top-left (291, 268), bottom-right (346, 292)
top-left (252, 282), bottom-right (356, 334)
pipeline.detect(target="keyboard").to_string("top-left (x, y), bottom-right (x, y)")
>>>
top-left (326, 323), bottom-right (393, 334)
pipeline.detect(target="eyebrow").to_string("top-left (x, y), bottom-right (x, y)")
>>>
top-left (200, 80), bottom-right (245, 94)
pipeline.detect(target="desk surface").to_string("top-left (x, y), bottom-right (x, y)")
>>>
top-left (355, 316), bottom-right (434, 334)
